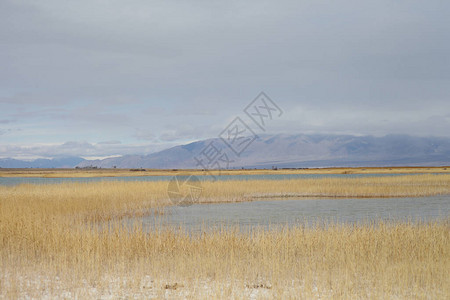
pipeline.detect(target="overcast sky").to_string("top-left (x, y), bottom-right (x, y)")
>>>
top-left (1, 0), bottom-right (449, 159)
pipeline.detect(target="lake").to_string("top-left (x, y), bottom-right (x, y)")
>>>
top-left (142, 195), bottom-right (450, 231)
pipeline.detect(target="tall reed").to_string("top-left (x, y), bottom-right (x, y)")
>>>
top-left (1, 175), bottom-right (449, 298)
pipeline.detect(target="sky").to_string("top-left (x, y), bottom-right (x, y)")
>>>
top-left (1, 0), bottom-right (449, 159)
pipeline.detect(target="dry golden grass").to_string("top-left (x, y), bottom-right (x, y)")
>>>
top-left (1, 175), bottom-right (449, 298)
top-left (1, 174), bottom-right (448, 213)
top-left (1, 217), bottom-right (449, 298)
top-left (0, 181), bottom-right (170, 223)
top-left (199, 174), bottom-right (450, 202)
top-left (1, 166), bottom-right (449, 177)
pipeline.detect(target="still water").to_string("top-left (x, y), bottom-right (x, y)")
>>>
top-left (143, 196), bottom-right (450, 231)
top-left (0, 172), bottom-right (436, 186)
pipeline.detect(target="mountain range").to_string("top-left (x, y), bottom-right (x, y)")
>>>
top-left (0, 157), bottom-right (85, 169)
top-left (3, 134), bottom-right (448, 169)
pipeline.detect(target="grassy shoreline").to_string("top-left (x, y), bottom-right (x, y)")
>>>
top-left (1, 166), bottom-right (449, 177)
top-left (1, 175), bottom-right (449, 216)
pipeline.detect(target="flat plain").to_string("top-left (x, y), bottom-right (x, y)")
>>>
top-left (1, 166), bottom-right (449, 177)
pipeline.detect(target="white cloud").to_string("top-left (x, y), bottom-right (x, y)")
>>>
top-left (0, 141), bottom-right (169, 159)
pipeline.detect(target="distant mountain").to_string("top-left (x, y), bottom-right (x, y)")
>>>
top-left (77, 134), bottom-right (450, 169)
top-left (0, 157), bottom-right (84, 168)
top-left (2, 134), bottom-right (449, 169)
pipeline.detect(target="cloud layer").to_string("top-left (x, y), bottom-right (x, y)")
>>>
top-left (1, 0), bottom-right (449, 158)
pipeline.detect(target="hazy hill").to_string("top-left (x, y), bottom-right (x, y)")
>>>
top-left (0, 157), bottom-right (84, 168)
top-left (77, 134), bottom-right (450, 169)
top-left (2, 134), bottom-right (449, 169)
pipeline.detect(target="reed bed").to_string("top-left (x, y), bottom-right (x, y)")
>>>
top-left (1, 174), bottom-right (449, 298)
top-left (200, 174), bottom-right (450, 202)
top-left (0, 175), bottom-right (449, 214)
top-left (1, 218), bottom-right (448, 298)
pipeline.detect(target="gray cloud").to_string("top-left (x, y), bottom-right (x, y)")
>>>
top-left (1, 0), bottom-right (449, 158)
top-left (0, 119), bottom-right (15, 124)
top-left (0, 128), bottom-right (15, 136)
